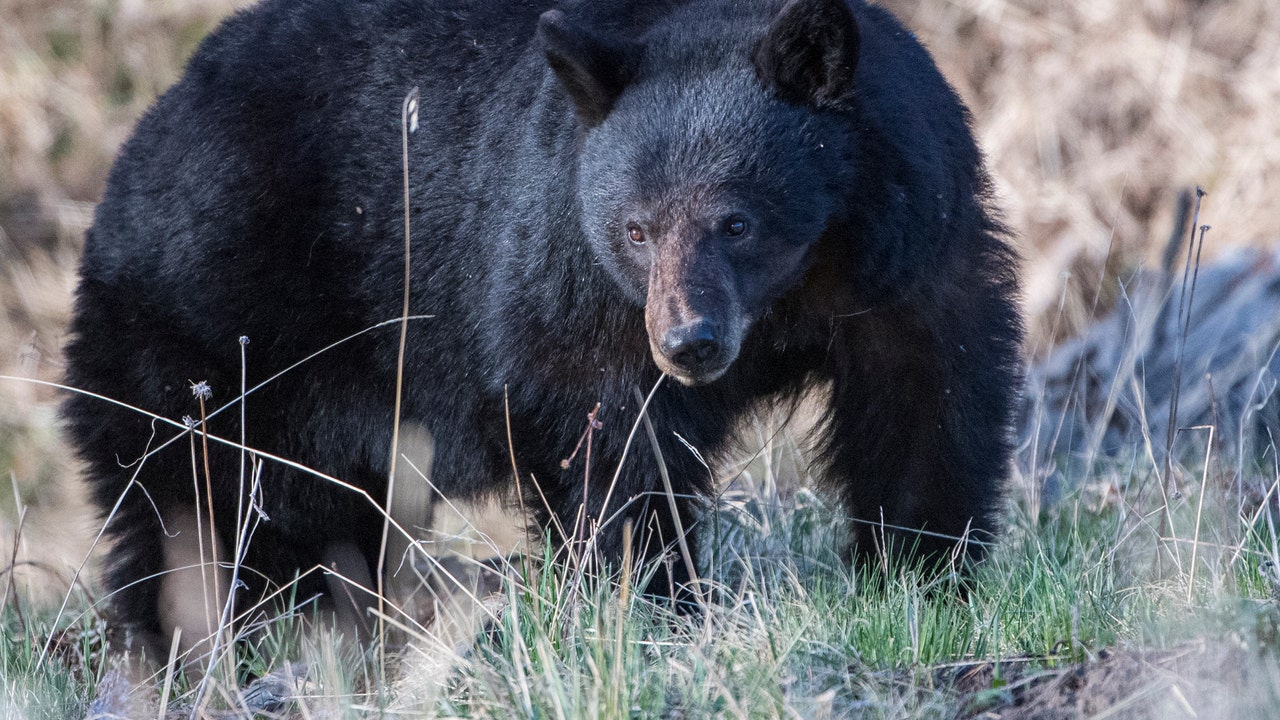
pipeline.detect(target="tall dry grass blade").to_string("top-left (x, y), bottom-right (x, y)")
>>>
top-left (195, 389), bottom-right (218, 587)
top-left (378, 85), bottom-right (421, 667)
top-left (594, 374), bottom-right (665, 535)
top-left (3, 474), bottom-right (28, 629)
top-left (611, 518), bottom-right (633, 717)
top-left (504, 386), bottom-right (532, 531)
top-left (1187, 424), bottom-right (1213, 604)
top-left (211, 448), bottom-right (267, 695)
top-left (1161, 187), bottom-right (1206, 469)
top-left (217, 336), bottom-right (259, 639)
top-left (192, 381), bottom-right (235, 706)
top-left (633, 385), bottom-right (706, 611)
top-left (157, 627), bottom-right (181, 720)
top-left (186, 410), bottom-right (214, 668)
top-left (1155, 187), bottom-right (1206, 574)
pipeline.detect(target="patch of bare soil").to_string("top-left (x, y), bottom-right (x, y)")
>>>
top-left (951, 638), bottom-right (1270, 719)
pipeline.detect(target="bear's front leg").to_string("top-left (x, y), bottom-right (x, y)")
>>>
top-left (821, 302), bottom-right (1018, 572)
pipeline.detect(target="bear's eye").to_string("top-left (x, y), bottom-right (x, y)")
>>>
top-left (626, 223), bottom-right (646, 244)
top-left (723, 216), bottom-right (748, 237)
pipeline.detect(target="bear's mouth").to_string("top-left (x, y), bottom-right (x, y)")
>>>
top-left (666, 365), bottom-right (731, 387)
top-left (648, 340), bottom-right (737, 387)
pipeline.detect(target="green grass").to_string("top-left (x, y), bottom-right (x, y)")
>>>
top-left (4, 454), bottom-right (1279, 718)
top-left (1, 585), bottom-right (106, 720)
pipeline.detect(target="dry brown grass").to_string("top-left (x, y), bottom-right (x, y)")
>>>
top-left (0, 0), bottom-right (249, 225)
top-left (0, 0), bottom-right (252, 602)
top-left (881, 0), bottom-right (1280, 344)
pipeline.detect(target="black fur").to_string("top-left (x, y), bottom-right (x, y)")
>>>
top-left (753, 0), bottom-right (860, 106)
top-left (63, 0), bottom-right (1022, 643)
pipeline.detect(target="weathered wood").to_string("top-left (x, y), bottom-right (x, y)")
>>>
top-left (1022, 244), bottom-right (1280, 494)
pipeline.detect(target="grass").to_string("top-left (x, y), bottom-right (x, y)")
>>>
top-left (2, 433), bottom-right (1278, 718)
top-left (1, 582), bottom-right (104, 719)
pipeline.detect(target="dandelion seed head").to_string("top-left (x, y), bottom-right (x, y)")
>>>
top-left (190, 380), bottom-right (212, 400)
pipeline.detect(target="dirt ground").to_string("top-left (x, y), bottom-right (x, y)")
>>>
top-left (950, 636), bottom-right (1275, 720)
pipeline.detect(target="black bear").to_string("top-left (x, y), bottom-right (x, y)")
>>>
top-left (63, 0), bottom-right (1022, 653)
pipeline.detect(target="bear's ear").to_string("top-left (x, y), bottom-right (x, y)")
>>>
top-left (538, 10), bottom-right (640, 127)
top-left (753, 0), bottom-right (860, 107)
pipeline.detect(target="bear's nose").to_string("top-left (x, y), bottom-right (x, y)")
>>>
top-left (662, 320), bottom-right (722, 373)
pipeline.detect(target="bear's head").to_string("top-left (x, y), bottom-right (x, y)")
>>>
top-left (540, 0), bottom-right (860, 386)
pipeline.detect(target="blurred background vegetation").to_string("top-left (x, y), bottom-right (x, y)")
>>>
top-left (1, 0), bottom-right (1278, 603)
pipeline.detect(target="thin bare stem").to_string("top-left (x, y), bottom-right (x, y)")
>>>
top-left (634, 385), bottom-right (707, 611)
top-left (1188, 424), bottom-right (1214, 603)
top-left (1156, 186), bottom-right (1207, 573)
top-left (378, 85), bottom-right (421, 665)
top-left (157, 628), bottom-right (181, 720)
